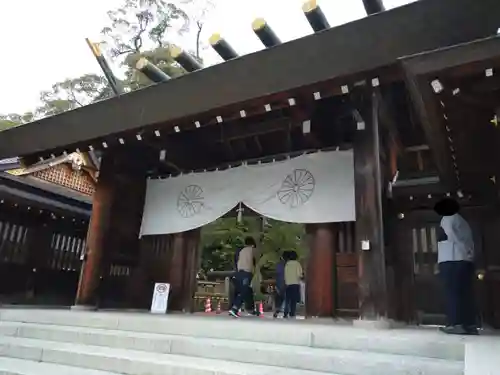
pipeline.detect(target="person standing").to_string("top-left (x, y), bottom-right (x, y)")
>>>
top-left (273, 252), bottom-right (288, 318)
top-left (434, 198), bottom-right (478, 335)
top-left (229, 236), bottom-right (259, 318)
top-left (284, 250), bottom-right (303, 319)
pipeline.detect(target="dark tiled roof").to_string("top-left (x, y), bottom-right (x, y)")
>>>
top-left (0, 0), bottom-right (499, 159)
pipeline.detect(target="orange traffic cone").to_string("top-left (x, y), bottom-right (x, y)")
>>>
top-left (216, 300), bottom-right (222, 314)
top-left (205, 298), bottom-right (212, 313)
top-left (259, 301), bottom-right (264, 317)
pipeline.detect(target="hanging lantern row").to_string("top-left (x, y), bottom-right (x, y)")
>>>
top-left (430, 79), bottom-right (462, 188)
top-left (34, 74), bottom-right (381, 164)
top-left (431, 74), bottom-right (499, 190)
top-left (148, 145), bottom-right (347, 180)
top-left (405, 190), bottom-right (468, 202)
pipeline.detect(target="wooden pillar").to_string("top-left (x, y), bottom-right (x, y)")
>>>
top-left (74, 154), bottom-right (116, 307)
top-left (305, 223), bottom-right (338, 317)
top-left (166, 229), bottom-right (201, 312)
top-left (168, 233), bottom-right (185, 311)
top-left (181, 229), bottom-right (202, 312)
top-left (352, 88), bottom-right (389, 321)
top-left (74, 148), bottom-right (149, 308)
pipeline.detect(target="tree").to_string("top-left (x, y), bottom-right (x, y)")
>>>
top-left (1, 73), bottom-right (112, 130)
top-left (102, 0), bottom-right (189, 58)
top-left (101, 0), bottom-right (190, 89)
top-left (199, 215), bottom-right (306, 276)
top-left (1, 0), bottom-right (215, 127)
top-left (180, 0), bottom-right (216, 59)
top-left (199, 216), bottom-right (260, 274)
top-left (0, 112), bottom-right (35, 130)
top-left (36, 74), bottom-right (113, 118)
top-left (1, 73), bottom-right (113, 127)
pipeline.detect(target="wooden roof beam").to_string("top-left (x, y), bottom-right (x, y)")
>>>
top-left (375, 87), bottom-right (404, 154)
top-left (170, 45), bottom-right (203, 72)
top-left (85, 38), bottom-right (124, 95)
top-left (209, 33), bottom-right (239, 61)
top-left (136, 58), bottom-right (170, 83)
top-left (303, 1), bottom-right (330, 32)
top-left (252, 18), bottom-right (281, 48)
top-left (362, 0), bottom-right (385, 15)
top-left (402, 72), bottom-right (457, 190)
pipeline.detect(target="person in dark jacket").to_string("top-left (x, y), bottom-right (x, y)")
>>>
top-left (273, 252), bottom-right (288, 318)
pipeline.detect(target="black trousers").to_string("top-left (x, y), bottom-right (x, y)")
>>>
top-left (439, 261), bottom-right (477, 327)
top-left (284, 284), bottom-right (301, 317)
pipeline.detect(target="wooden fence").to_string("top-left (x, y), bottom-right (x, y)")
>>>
top-left (0, 218), bottom-right (87, 306)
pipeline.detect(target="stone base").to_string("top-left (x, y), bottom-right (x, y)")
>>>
top-left (353, 318), bottom-right (403, 330)
top-left (70, 305), bottom-right (97, 311)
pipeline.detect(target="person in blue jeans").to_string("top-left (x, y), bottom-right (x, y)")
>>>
top-left (284, 251), bottom-right (303, 319)
top-left (273, 252), bottom-right (288, 318)
top-left (229, 237), bottom-right (259, 318)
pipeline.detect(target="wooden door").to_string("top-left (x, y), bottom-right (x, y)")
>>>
top-left (335, 222), bottom-right (358, 317)
top-left (395, 207), bottom-right (494, 326)
top-left (410, 222), bottom-right (445, 325)
top-left (479, 215), bottom-right (500, 328)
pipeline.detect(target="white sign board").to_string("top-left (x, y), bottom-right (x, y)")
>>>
top-left (300, 281), bottom-right (306, 304)
top-left (150, 283), bottom-right (170, 314)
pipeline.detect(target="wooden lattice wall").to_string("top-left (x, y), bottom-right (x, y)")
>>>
top-left (32, 164), bottom-right (95, 196)
top-left (0, 217), bottom-right (87, 305)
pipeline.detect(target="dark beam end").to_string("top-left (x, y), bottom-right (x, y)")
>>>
top-left (136, 58), bottom-right (170, 83)
top-left (362, 0), bottom-right (385, 15)
top-left (303, 0), bottom-right (330, 32)
top-left (209, 33), bottom-right (239, 61)
top-left (252, 18), bottom-right (282, 48)
top-left (170, 45), bottom-right (203, 72)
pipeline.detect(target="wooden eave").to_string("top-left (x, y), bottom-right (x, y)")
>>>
top-left (0, 172), bottom-right (92, 217)
top-left (401, 36), bottom-right (500, 195)
top-left (0, 0), bottom-right (498, 159)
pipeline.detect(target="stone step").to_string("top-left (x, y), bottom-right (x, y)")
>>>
top-left (0, 332), bottom-right (463, 375)
top-left (0, 309), bottom-right (465, 361)
top-left (0, 336), bottom-right (336, 375)
top-left (0, 357), bottom-right (119, 375)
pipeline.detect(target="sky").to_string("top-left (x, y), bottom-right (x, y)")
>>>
top-left (0, 0), bottom-right (414, 115)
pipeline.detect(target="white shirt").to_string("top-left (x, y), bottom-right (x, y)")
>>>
top-left (237, 246), bottom-right (255, 273)
top-left (437, 213), bottom-right (474, 263)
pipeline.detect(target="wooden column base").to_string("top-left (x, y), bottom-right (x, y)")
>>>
top-left (70, 305), bottom-right (97, 311)
top-left (353, 318), bottom-right (402, 330)
top-left (305, 223), bottom-right (338, 317)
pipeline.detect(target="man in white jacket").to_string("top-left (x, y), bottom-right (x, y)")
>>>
top-left (434, 198), bottom-right (478, 335)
